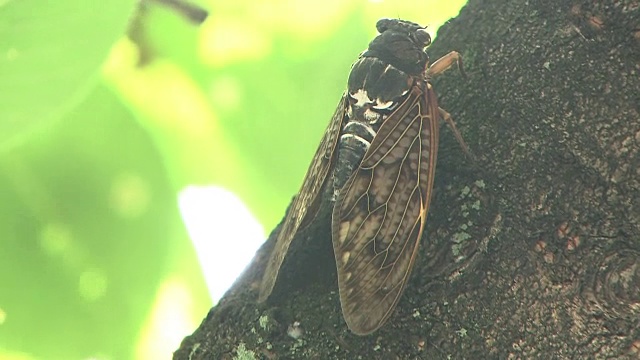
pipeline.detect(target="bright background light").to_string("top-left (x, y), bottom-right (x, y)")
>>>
top-left (178, 186), bottom-right (265, 302)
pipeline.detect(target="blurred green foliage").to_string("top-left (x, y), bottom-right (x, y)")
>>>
top-left (0, 0), bottom-right (465, 359)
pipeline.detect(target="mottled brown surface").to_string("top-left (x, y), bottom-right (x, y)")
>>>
top-left (174, 0), bottom-right (640, 358)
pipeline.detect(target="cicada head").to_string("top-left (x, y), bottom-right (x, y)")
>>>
top-left (362, 18), bottom-right (432, 75)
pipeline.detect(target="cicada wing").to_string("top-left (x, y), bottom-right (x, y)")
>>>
top-left (259, 95), bottom-right (348, 302)
top-left (332, 84), bottom-right (440, 335)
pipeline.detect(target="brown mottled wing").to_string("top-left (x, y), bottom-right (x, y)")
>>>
top-left (259, 94), bottom-right (348, 302)
top-left (332, 83), bottom-right (440, 335)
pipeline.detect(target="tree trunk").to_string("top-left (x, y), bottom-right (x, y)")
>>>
top-left (174, 0), bottom-right (640, 358)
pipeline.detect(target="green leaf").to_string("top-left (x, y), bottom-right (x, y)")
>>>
top-left (0, 0), bottom-right (138, 152)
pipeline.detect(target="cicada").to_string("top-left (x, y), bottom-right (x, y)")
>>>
top-left (259, 18), bottom-right (471, 335)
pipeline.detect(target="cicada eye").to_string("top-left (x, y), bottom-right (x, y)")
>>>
top-left (414, 28), bottom-right (431, 46)
top-left (376, 18), bottom-right (390, 33)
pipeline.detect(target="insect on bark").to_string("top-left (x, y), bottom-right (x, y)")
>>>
top-left (259, 18), bottom-right (471, 335)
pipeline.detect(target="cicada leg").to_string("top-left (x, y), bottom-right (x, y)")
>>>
top-left (438, 107), bottom-right (475, 162)
top-left (428, 51), bottom-right (466, 78)
top-left (427, 52), bottom-right (474, 161)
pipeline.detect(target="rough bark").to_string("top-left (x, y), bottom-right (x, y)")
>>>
top-left (174, 0), bottom-right (640, 358)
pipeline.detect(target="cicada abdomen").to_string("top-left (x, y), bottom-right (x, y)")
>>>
top-left (260, 18), bottom-right (469, 336)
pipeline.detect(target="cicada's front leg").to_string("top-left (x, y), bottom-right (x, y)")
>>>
top-left (428, 51), bottom-right (466, 78)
